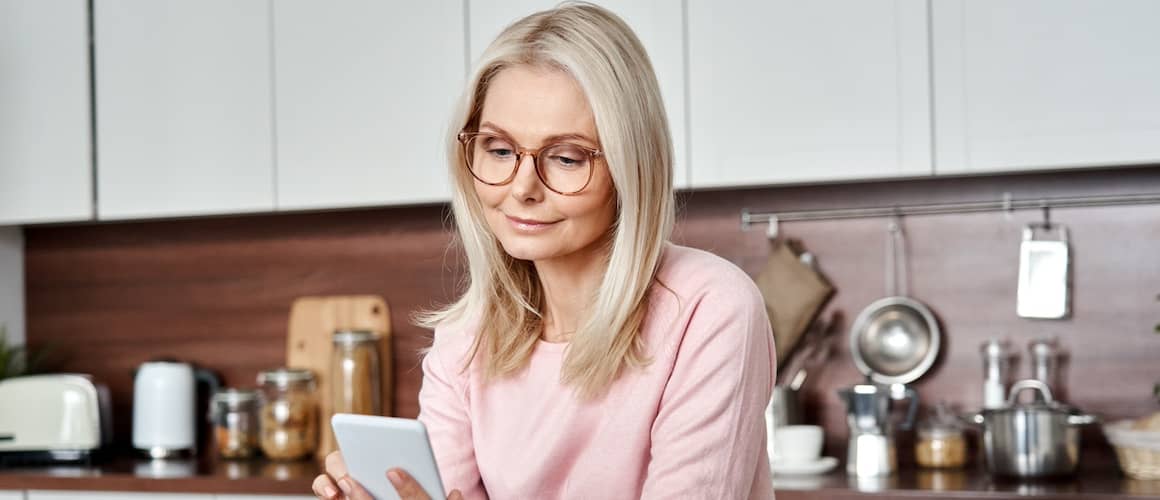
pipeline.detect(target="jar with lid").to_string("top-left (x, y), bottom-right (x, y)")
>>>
top-left (915, 402), bottom-right (967, 469)
top-left (208, 388), bottom-right (261, 459)
top-left (257, 368), bottom-right (318, 461)
top-left (332, 330), bottom-right (382, 416)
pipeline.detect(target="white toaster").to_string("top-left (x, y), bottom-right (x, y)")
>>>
top-left (0, 374), bottom-right (112, 464)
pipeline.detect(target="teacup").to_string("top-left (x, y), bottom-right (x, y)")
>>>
top-left (773, 425), bottom-right (824, 463)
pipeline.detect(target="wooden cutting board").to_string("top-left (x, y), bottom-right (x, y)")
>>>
top-left (286, 295), bottom-right (392, 462)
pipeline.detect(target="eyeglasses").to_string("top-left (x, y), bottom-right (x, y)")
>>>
top-left (458, 131), bottom-right (604, 195)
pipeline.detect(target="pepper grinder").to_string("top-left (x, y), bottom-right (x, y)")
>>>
top-left (1028, 338), bottom-right (1061, 403)
top-left (980, 339), bottom-right (1013, 409)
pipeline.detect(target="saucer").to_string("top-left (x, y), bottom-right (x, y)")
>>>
top-left (770, 456), bottom-right (838, 476)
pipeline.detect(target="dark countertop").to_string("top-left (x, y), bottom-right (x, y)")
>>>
top-left (0, 455), bottom-right (316, 494)
top-left (1, 453), bottom-right (1158, 497)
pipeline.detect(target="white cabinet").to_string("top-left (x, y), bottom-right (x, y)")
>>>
top-left (468, 1), bottom-right (689, 188)
top-left (94, 0), bottom-right (275, 220)
top-left (687, 0), bottom-right (932, 187)
top-left (272, 1), bottom-right (465, 210)
top-left (0, 0), bottom-right (92, 225)
top-left (0, 490), bottom-right (24, 500)
top-left (932, 0), bottom-right (1160, 174)
top-left (27, 492), bottom-right (210, 500)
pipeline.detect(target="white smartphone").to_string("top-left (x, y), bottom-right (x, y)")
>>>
top-left (330, 413), bottom-right (447, 500)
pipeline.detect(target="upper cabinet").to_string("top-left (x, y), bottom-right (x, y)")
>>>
top-left (94, 0), bottom-right (275, 220)
top-left (932, 0), bottom-right (1160, 174)
top-left (0, 0), bottom-right (92, 225)
top-left (468, 0), bottom-right (689, 188)
top-left (272, 1), bottom-right (465, 210)
top-left (686, 0), bottom-right (932, 188)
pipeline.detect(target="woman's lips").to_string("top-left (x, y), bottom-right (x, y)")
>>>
top-left (506, 215), bottom-right (559, 233)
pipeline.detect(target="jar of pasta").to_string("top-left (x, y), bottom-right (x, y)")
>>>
top-left (331, 330), bottom-right (382, 416)
top-left (915, 402), bottom-right (967, 469)
top-left (209, 388), bottom-right (261, 459)
top-left (257, 368), bottom-right (318, 461)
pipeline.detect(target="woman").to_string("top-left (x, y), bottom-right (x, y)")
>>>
top-left (313, 3), bottom-right (775, 499)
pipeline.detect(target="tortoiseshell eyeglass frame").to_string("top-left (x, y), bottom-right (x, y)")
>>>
top-left (457, 130), bottom-right (605, 196)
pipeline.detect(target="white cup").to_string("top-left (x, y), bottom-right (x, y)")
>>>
top-left (773, 425), bottom-right (824, 463)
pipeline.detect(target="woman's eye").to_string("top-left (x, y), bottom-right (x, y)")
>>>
top-left (488, 147), bottom-right (514, 159)
top-left (550, 154), bottom-right (581, 166)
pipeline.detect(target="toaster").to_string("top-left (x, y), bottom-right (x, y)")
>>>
top-left (0, 374), bottom-right (112, 465)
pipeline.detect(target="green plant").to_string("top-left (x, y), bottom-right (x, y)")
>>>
top-left (0, 325), bottom-right (49, 380)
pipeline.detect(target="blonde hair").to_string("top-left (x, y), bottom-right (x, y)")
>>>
top-left (419, 2), bottom-right (674, 398)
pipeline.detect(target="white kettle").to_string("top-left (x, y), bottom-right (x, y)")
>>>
top-left (132, 359), bottom-right (219, 458)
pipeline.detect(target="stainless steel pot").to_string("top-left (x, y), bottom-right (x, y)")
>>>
top-left (966, 379), bottom-right (1097, 478)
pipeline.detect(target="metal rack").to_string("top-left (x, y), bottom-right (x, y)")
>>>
top-left (741, 192), bottom-right (1160, 237)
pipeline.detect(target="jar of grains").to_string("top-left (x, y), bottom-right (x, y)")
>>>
top-left (331, 330), bottom-right (382, 416)
top-left (915, 402), bottom-right (968, 469)
top-left (208, 388), bottom-right (261, 459)
top-left (257, 368), bottom-right (318, 461)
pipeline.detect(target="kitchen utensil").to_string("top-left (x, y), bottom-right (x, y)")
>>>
top-left (1017, 223), bottom-right (1071, 319)
top-left (980, 339), bottom-right (1014, 409)
top-left (837, 382), bottom-right (919, 476)
top-left (755, 239), bottom-right (833, 363)
top-left (771, 456), bottom-right (839, 476)
top-left (965, 379), bottom-right (1097, 478)
top-left (0, 374), bottom-right (112, 465)
top-left (132, 359), bottom-right (220, 458)
top-left (849, 219), bottom-right (941, 385)
top-left (286, 295), bottom-right (391, 461)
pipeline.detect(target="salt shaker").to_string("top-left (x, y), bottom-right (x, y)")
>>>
top-left (1028, 338), bottom-right (1061, 402)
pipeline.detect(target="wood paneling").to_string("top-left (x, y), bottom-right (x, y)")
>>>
top-left (25, 166), bottom-right (1160, 460)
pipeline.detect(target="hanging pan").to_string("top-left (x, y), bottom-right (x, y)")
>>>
top-left (849, 217), bottom-right (941, 385)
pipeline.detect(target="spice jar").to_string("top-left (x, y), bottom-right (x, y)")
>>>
top-left (915, 402), bottom-right (967, 469)
top-left (209, 388), bottom-right (261, 459)
top-left (257, 368), bottom-right (318, 461)
top-left (332, 330), bottom-right (382, 416)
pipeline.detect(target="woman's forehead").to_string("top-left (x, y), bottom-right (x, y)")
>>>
top-left (479, 65), bottom-right (598, 147)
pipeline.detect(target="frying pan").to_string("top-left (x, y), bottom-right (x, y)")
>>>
top-left (849, 218), bottom-right (941, 385)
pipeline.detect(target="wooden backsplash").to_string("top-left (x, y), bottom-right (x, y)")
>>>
top-left (24, 166), bottom-right (1160, 455)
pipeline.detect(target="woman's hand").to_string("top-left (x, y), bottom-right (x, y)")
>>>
top-left (312, 450), bottom-right (463, 500)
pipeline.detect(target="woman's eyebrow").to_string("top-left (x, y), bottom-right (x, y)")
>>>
top-left (479, 121), bottom-right (598, 147)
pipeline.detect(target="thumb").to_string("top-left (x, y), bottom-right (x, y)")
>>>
top-left (447, 490), bottom-right (464, 500)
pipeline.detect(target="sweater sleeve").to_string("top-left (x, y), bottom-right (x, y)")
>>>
top-left (417, 329), bottom-right (488, 500)
top-left (640, 275), bottom-right (776, 499)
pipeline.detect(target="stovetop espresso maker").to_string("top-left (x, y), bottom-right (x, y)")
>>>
top-left (838, 382), bottom-right (918, 477)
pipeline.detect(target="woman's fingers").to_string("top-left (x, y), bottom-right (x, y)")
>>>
top-left (447, 489), bottom-right (464, 500)
top-left (324, 450), bottom-right (349, 478)
top-left (387, 468), bottom-right (432, 500)
top-left (311, 474), bottom-right (340, 499)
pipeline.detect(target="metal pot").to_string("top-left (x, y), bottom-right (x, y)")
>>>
top-left (966, 379), bottom-right (1097, 478)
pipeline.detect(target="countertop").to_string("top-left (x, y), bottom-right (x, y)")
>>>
top-left (1, 454), bottom-right (1158, 497)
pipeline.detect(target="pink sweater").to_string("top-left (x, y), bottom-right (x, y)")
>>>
top-left (418, 244), bottom-right (776, 499)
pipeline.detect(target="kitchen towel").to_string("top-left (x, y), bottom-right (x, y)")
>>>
top-left (755, 239), bottom-right (834, 363)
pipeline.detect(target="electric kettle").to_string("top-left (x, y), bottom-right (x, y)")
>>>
top-left (132, 359), bottom-right (219, 458)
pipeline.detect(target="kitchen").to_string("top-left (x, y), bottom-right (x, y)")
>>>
top-left (2, 1), bottom-right (1159, 499)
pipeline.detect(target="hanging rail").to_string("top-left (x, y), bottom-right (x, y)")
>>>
top-left (741, 192), bottom-right (1160, 235)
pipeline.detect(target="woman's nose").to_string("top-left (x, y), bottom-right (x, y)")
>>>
top-left (508, 153), bottom-right (544, 201)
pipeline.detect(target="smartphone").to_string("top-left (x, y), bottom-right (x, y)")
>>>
top-left (330, 413), bottom-right (447, 500)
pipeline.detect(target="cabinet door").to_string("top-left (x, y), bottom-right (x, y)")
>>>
top-left (0, 0), bottom-right (92, 225)
top-left (932, 0), bottom-right (1160, 174)
top-left (28, 492), bottom-right (211, 500)
top-left (94, 0), bottom-right (274, 220)
top-left (273, 1), bottom-right (465, 210)
top-left (0, 490), bottom-right (24, 500)
top-left (468, 1), bottom-right (689, 188)
top-left (687, 0), bottom-right (932, 187)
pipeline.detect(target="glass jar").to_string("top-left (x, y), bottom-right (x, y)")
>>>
top-left (208, 388), bottom-right (261, 459)
top-left (332, 330), bottom-right (382, 416)
top-left (915, 403), bottom-right (967, 469)
top-left (257, 368), bottom-right (318, 461)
